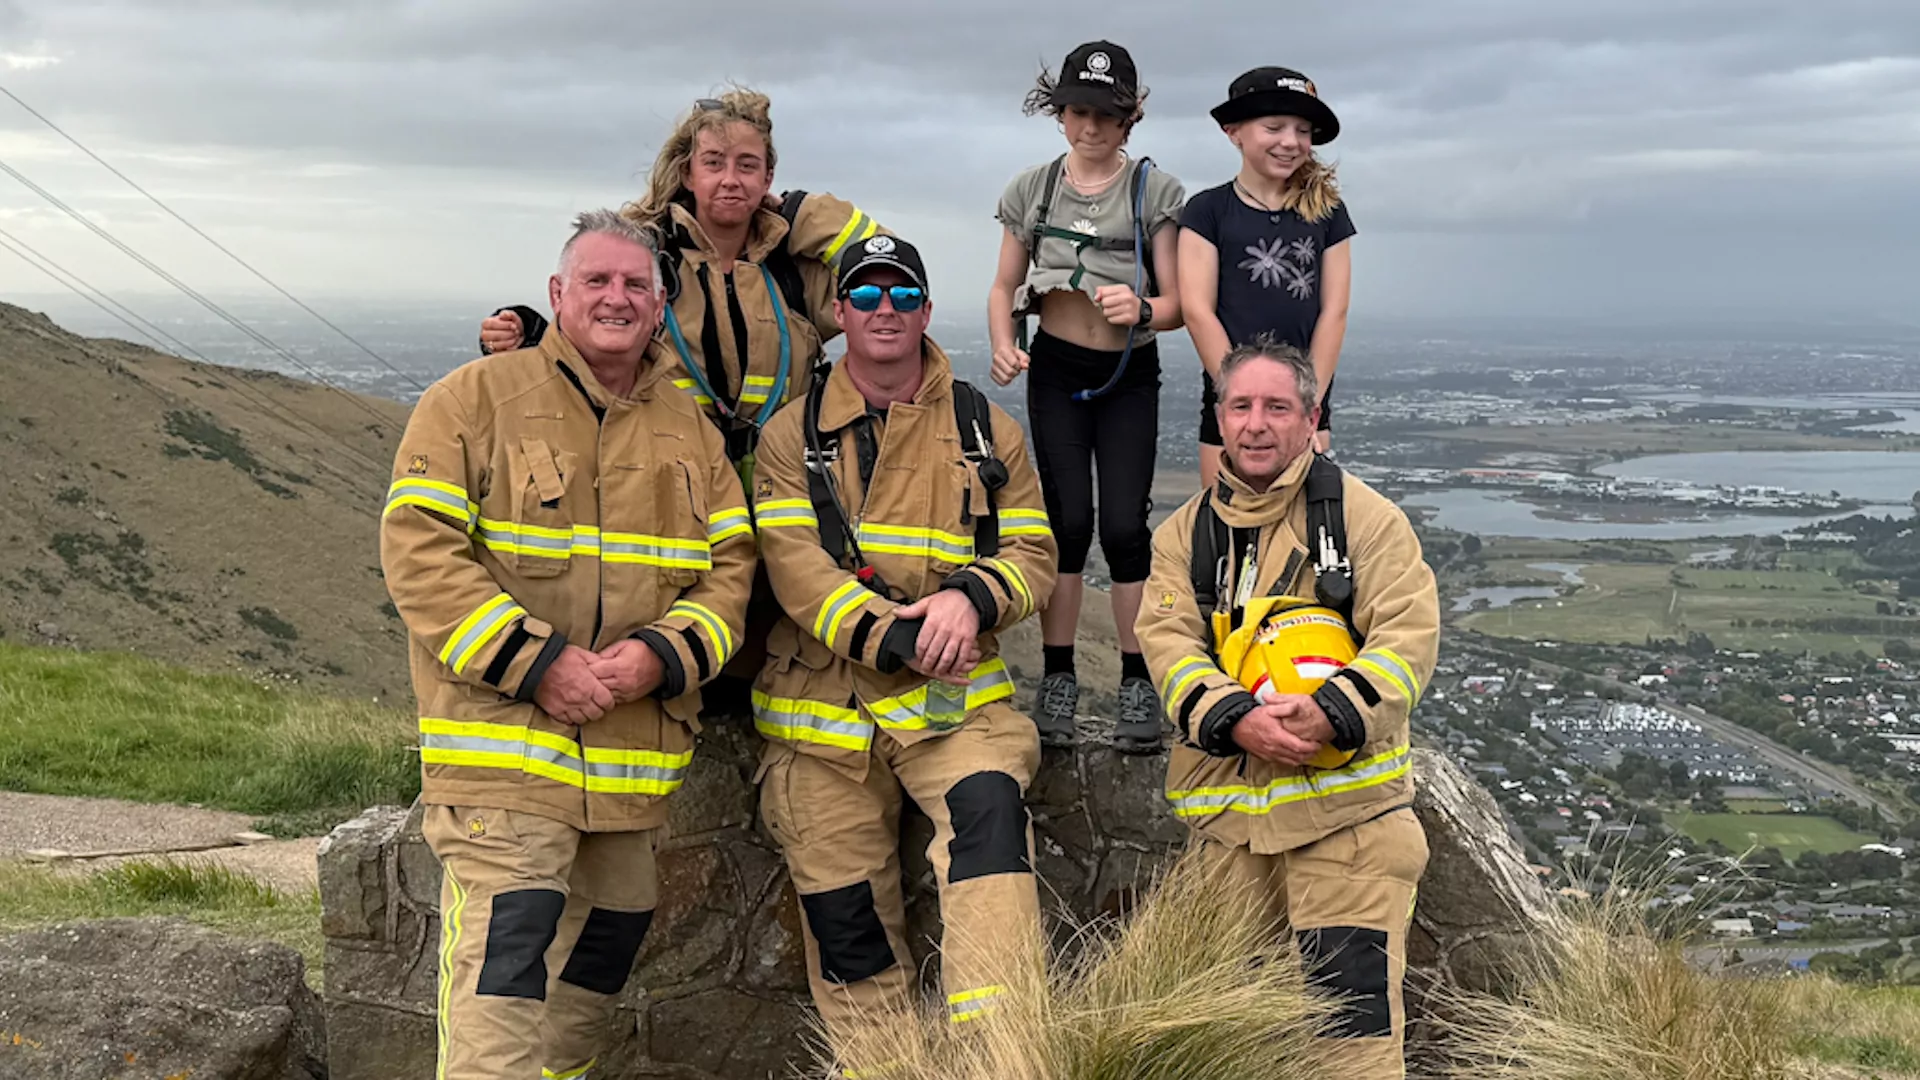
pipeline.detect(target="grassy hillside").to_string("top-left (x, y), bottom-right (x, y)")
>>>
top-left (0, 301), bottom-right (411, 698)
top-left (0, 639), bottom-right (417, 836)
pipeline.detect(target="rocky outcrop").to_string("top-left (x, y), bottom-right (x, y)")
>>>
top-left (318, 717), bottom-right (1552, 1080)
top-left (0, 917), bottom-right (325, 1080)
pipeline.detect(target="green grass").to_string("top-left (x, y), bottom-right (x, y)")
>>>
top-left (0, 640), bottom-right (417, 835)
top-left (1724, 799), bottom-right (1790, 814)
top-left (1459, 560), bottom-right (1903, 656)
top-left (0, 860), bottom-right (323, 982)
top-left (1674, 812), bottom-right (1877, 858)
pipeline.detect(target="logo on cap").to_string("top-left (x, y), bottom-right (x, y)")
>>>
top-left (1088, 51), bottom-right (1111, 73)
top-left (1276, 76), bottom-right (1317, 96)
top-left (865, 236), bottom-right (895, 254)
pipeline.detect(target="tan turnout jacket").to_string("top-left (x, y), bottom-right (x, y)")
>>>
top-left (380, 327), bottom-right (755, 832)
top-left (749, 342), bottom-right (1057, 771)
top-left (653, 194), bottom-right (881, 422)
top-left (1137, 450), bottom-right (1440, 854)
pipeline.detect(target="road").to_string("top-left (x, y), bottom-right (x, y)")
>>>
top-left (1465, 638), bottom-right (1903, 822)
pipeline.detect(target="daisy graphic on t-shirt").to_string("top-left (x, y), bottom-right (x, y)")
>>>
top-left (1241, 236), bottom-right (1317, 299)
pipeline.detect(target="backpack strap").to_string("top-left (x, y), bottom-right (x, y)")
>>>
top-left (1305, 454), bottom-right (1362, 644)
top-left (951, 380), bottom-right (1007, 557)
top-left (1028, 155), bottom-right (1067, 269)
top-left (767, 191), bottom-right (812, 323)
top-left (804, 377), bottom-right (852, 567)
top-left (1188, 487), bottom-right (1232, 625)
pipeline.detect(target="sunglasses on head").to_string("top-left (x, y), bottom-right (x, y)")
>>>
top-left (843, 284), bottom-right (926, 312)
top-left (694, 97), bottom-right (726, 112)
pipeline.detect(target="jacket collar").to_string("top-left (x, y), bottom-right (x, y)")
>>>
top-left (666, 201), bottom-right (791, 265)
top-left (538, 321), bottom-right (672, 408)
top-left (1212, 447), bottom-right (1314, 529)
top-left (816, 337), bottom-right (956, 433)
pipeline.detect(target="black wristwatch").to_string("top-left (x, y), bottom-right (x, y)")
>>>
top-left (1135, 298), bottom-right (1154, 328)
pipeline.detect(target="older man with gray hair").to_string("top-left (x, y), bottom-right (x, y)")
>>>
top-left (380, 209), bottom-right (754, 1080)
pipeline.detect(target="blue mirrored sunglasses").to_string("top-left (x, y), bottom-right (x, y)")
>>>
top-left (843, 284), bottom-right (926, 313)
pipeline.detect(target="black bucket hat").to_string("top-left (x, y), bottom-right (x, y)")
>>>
top-left (1210, 66), bottom-right (1340, 143)
top-left (1049, 40), bottom-right (1139, 117)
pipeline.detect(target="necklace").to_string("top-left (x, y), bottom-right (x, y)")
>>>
top-left (1234, 178), bottom-right (1287, 224)
top-left (1066, 153), bottom-right (1128, 214)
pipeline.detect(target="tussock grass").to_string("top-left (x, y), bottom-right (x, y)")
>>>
top-left (817, 849), bottom-right (1341, 1080)
top-left (0, 859), bottom-right (324, 981)
top-left (1437, 858), bottom-right (1920, 1080)
top-left (0, 641), bottom-right (416, 834)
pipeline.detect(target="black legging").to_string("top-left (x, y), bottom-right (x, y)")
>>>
top-left (1026, 329), bottom-right (1160, 583)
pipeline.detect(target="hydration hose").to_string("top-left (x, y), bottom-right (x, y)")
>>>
top-left (1072, 159), bottom-right (1153, 403)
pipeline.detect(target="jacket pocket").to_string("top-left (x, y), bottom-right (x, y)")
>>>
top-left (500, 437), bottom-right (578, 579)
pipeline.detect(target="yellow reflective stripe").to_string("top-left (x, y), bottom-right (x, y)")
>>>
top-left (474, 517), bottom-right (597, 560)
top-left (814, 579), bottom-right (873, 646)
top-left (707, 506), bottom-right (753, 545)
top-left (419, 719), bottom-right (691, 795)
top-left (981, 557), bottom-right (1032, 617)
top-left (543, 1063), bottom-right (594, 1080)
top-left (671, 378), bottom-right (715, 406)
top-left (1160, 655), bottom-right (1218, 705)
top-left (856, 523), bottom-right (974, 560)
top-left (435, 866), bottom-right (468, 1080)
top-left (438, 594), bottom-right (524, 674)
top-left (1166, 745), bottom-right (1413, 818)
top-left (601, 530), bottom-right (711, 570)
top-left (948, 984), bottom-right (1006, 1023)
top-left (756, 498), bottom-right (819, 529)
top-left (854, 217), bottom-right (879, 244)
top-left (1355, 647), bottom-right (1422, 702)
top-left (823, 210), bottom-right (870, 263)
top-left (738, 375), bottom-right (778, 406)
top-left (669, 600), bottom-right (735, 665)
top-left (998, 507), bottom-right (1052, 538)
top-left (751, 690), bottom-right (874, 751)
top-left (384, 478), bottom-right (477, 525)
top-left (867, 660), bottom-right (1013, 730)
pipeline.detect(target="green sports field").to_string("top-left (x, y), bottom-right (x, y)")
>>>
top-left (1675, 812), bottom-right (1876, 858)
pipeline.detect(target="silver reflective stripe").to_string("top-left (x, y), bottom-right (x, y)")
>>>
top-left (753, 700), bottom-right (874, 741)
top-left (524, 740), bottom-right (585, 774)
top-left (477, 525), bottom-right (573, 556)
top-left (602, 537), bottom-right (710, 565)
top-left (756, 506), bottom-right (818, 526)
top-left (584, 759), bottom-right (681, 783)
top-left (1357, 649), bottom-right (1420, 698)
top-left (1170, 747), bottom-right (1412, 815)
top-left (388, 482), bottom-right (472, 520)
top-left (856, 526), bottom-right (973, 561)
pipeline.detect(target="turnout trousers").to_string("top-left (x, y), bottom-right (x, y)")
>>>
top-left (425, 805), bottom-right (662, 1080)
top-left (1197, 807), bottom-right (1429, 1080)
top-left (758, 702), bottom-right (1044, 1060)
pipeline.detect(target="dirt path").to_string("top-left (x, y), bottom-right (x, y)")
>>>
top-left (0, 792), bottom-right (320, 894)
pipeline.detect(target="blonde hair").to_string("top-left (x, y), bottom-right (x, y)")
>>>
top-left (1275, 156), bottom-right (1341, 223)
top-left (623, 88), bottom-right (777, 233)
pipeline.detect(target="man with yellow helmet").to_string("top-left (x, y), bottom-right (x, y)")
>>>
top-left (1135, 336), bottom-right (1438, 1078)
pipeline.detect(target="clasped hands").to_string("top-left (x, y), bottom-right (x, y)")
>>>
top-left (893, 589), bottom-right (981, 687)
top-left (1231, 694), bottom-right (1337, 766)
top-left (533, 640), bottom-right (664, 725)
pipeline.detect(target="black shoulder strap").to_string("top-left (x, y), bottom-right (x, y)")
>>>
top-left (1029, 155), bottom-right (1067, 266)
top-left (768, 191), bottom-right (811, 322)
top-left (804, 378), bottom-right (849, 565)
top-left (1189, 488), bottom-right (1230, 620)
top-left (1305, 454), bottom-right (1361, 642)
top-left (952, 380), bottom-right (1007, 557)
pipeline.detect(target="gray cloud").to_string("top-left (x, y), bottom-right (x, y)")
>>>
top-left (1, 0), bottom-right (1916, 322)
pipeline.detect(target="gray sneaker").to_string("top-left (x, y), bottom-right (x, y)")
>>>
top-left (1112, 677), bottom-right (1165, 754)
top-left (1035, 672), bottom-right (1079, 748)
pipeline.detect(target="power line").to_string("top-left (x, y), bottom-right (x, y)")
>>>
top-left (0, 83), bottom-right (427, 394)
top-left (0, 223), bottom-right (390, 501)
top-left (0, 152), bottom-right (402, 433)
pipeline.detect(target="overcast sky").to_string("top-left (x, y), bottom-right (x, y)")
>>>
top-left (1, 0), bottom-right (1917, 327)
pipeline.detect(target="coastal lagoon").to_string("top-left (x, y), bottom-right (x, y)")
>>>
top-left (1592, 451), bottom-right (1920, 506)
top-left (1403, 488), bottom-right (1844, 540)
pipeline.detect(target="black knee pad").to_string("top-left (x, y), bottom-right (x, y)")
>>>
top-left (1297, 926), bottom-right (1392, 1038)
top-left (477, 888), bottom-right (566, 999)
top-left (799, 881), bottom-right (898, 985)
top-left (945, 771), bottom-right (1031, 884)
top-left (558, 907), bottom-right (655, 996)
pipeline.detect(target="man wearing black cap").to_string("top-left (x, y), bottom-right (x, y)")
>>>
top-left (748, 234), bottom-right (1059, 1067)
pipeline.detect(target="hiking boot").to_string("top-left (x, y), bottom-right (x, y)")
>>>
top-left (1035, 671), bottom-right (1079, 748)
top-left (1112, 677), bottom-right (1165, 754)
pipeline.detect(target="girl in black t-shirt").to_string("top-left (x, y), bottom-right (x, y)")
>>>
top-left (1179, 67), bottom-right (1353, 488)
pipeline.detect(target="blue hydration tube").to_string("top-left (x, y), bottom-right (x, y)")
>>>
top-left (662, 262), bottom-right (791, 426)
top-left (1072, 159), bottom-right (1152, 403)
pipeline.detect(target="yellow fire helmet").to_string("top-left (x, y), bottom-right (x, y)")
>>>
top-left (1213, 596), bottom-right (1359, 769)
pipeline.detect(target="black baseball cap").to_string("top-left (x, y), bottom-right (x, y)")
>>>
top-left (1049, 40), bottom-right (1138, 117)
top-left (1210, 66), bottom-right (1340, 143)
top-left (837, 234), bottom-right (929, 296)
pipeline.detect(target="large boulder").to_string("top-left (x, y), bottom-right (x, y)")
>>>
top-left (0, 917), bottom-right (325, 1080)
top-left (318, 715), bottom-right (1550, 1080)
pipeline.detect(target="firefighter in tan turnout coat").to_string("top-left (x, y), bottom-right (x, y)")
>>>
top-left (750, 234), bottom-right (1057, 1064)
top-left (381, 211), bottom-right (754, 1080)
top-left (1136, 340), bottom-right (1439, 1078)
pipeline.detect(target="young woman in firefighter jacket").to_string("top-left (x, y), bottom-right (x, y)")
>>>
top-left (748, 295), bottom-right (1058, 1058)
top-left (381, 230), bottom-right (755, 1080)
top-left (479, 90), bottom-right (881, 462)
top-left (1135, 415), bottom-right (1438, 1077)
